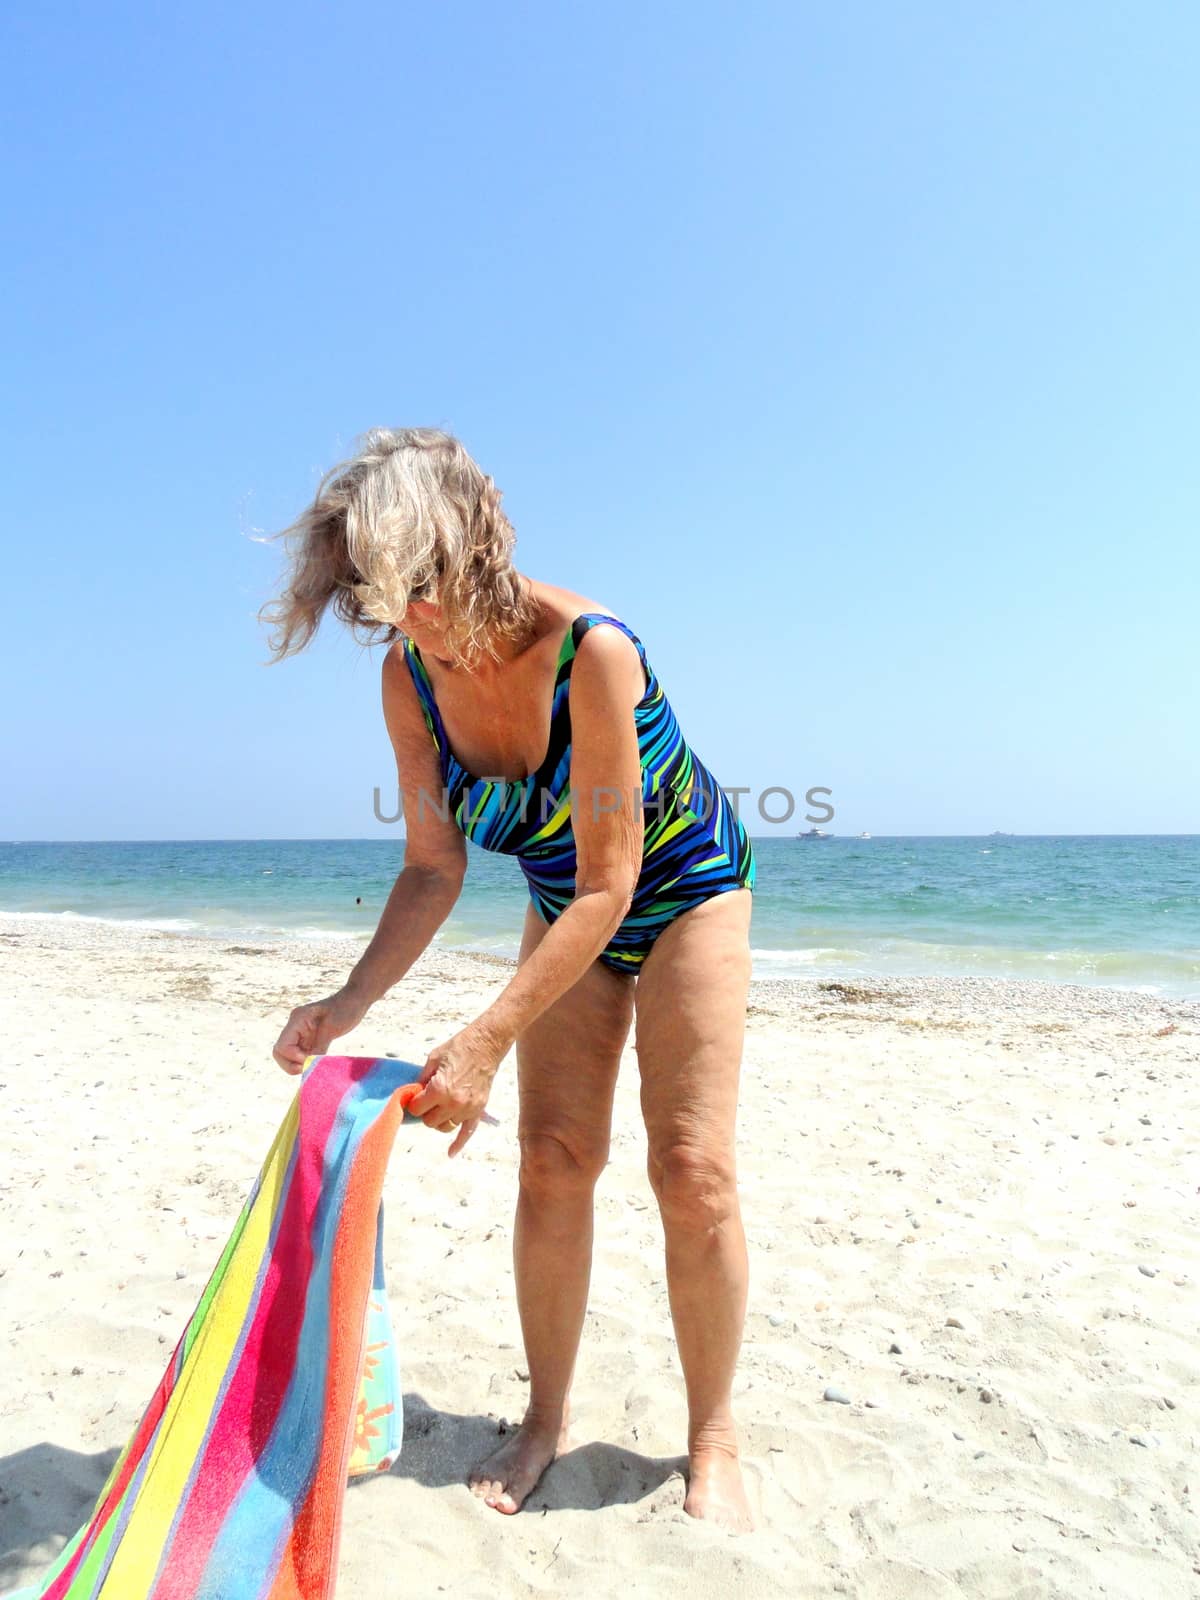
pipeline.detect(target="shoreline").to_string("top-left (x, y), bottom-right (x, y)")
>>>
top-left (3, 910), bottom-right (1198, 1016)
top-left (2, 913), bottom-right (1198, 1596)
top-left (2, 908), bottom-right (1196, 1004)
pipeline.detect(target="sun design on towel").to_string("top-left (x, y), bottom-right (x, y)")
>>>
top-left (352, 1396), bottom-right (396, 1456)
top-left (347, 1280), bottom-right (403, 1476)
top-left (360, 1335), bottom-right (388, 1382)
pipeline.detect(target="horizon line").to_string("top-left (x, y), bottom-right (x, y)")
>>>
top-left (3, 833), bottom-right (1199, 846)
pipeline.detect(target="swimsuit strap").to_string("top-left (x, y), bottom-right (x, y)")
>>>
top-left (566, 613), bottom-right (652, 694)
top-left (399, 635), bottom-right (449, 768)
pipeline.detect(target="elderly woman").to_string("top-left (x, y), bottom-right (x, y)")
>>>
top-left (265, 428), bottom-right (757, 1532)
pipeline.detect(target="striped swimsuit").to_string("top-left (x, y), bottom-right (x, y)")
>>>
top-left (400, 612), bottom-right (755, 975)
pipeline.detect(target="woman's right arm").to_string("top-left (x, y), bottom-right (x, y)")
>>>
top-left (272, 644), bottom-right (467, 1072)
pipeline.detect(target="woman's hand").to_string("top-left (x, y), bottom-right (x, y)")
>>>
top-left (273, 989), bottom-right (368, 1074)
top-left (406, 1020), bottom-right (509, 1157)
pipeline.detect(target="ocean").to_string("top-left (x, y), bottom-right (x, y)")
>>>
top-left (1, 836), bottom-right (1197, 997)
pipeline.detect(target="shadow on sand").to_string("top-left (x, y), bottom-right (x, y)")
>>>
top-left (0, 1441), bottom-right (120, 1592)
top-left (0, 1392), bottom-right (686, 1589)
top-left (351, 1392), bottom-right (688, 1514)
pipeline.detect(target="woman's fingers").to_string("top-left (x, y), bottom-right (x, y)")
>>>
top-left (415, 1053), bottom-right (443, 1088)
top-left (406, 1064), bottom-right (487, 1151)
top-left (448, 1119), bottom-right (478, 1158)
top-left (406, 1072), bottom-right (445, 1121)
top-left (273, 1016), bottom-right (311, 1074)
top-left (272, 993), bottom-right (366, 1077)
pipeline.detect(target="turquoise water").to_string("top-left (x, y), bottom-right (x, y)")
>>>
top-left (0, 836), bottom-right (1197, 996)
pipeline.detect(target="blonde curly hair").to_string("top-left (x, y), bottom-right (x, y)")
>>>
top-left (258, 427), bottom-right (538, 666)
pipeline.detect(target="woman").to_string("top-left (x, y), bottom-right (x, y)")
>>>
top-left (264, 428), bottom-right (757, 1532)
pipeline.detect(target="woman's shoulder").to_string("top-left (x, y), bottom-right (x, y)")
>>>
top-left (565, 613), bottom-right (652, 705)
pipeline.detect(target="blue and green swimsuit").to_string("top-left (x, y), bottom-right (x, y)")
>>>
top-left (400, 612), bottom-right (755, 975)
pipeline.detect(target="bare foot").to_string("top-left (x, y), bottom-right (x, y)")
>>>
top-left (469, 1412), bottom-right (568, 1515)
top-left (684, 1444), bottom-right (757, 1533)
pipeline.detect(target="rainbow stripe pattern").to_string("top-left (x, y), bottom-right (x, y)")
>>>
top-left (8, 1055), bottom-right (423, 1600)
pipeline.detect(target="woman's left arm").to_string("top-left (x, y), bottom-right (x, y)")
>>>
top-left (407, 625), bottom-right (646, 1154)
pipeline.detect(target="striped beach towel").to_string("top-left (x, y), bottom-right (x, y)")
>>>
top-left (8, 1054), bottom-right (426, 1600)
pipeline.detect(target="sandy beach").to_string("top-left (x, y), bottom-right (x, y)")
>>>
top-left (1, 911), bottom-right (1197, 1598)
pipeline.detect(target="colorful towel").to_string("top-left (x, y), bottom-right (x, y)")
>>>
top-left (8, 1054), bottom-right (425, 1600)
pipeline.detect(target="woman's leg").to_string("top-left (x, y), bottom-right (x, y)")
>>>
top-left (469, 902), bottom-right (635, 1513)
top-left (633, 886), bottom-right (755, 1531)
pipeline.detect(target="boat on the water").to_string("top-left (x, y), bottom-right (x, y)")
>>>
top-left (797, 827), bottom-right (832, 840)
top-left (858, 831), bottom-right (871, 839)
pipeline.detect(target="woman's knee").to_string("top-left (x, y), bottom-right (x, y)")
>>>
top-left (647, 1140), bottom-right (739, 1234)
top-left (519, 1127), bottom-right (608, 1198)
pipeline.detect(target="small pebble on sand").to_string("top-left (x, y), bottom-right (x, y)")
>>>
top-left (823, 1386), bottom-right (852, 1404)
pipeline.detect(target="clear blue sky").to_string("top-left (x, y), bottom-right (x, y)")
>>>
top-left (3, 1), bottom-right (1197, 839)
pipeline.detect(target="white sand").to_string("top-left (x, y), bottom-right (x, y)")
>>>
top-left (1, 913), bottom-right (1198, 1598)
